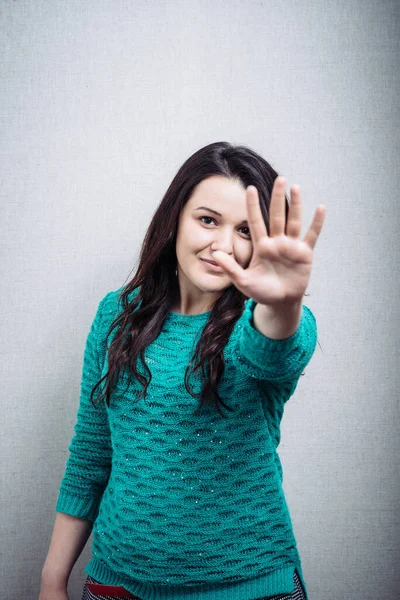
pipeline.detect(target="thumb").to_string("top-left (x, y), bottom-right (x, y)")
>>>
top-left (211, 251), bottom-right (243, 281)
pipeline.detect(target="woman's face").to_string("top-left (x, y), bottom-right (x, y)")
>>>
top-left (174, 175), bottom-right (254, 308)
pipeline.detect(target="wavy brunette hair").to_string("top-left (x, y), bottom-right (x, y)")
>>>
top-left (91, 141), bottom-right (297, 418)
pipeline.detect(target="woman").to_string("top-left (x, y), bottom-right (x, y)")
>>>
top-left (40, 141), bottom-right (326, 600)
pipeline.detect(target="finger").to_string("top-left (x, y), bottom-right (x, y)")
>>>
top-left (246, 185), bottom-right (268, 244)
top-left (303, 205), bottom-right (327, 250)
top-left (286, 185), bottom-right (302, 238)
top-left (210, 250), bottom-right (247, 284)
top-left (269, 176), bottom-right (287, 237)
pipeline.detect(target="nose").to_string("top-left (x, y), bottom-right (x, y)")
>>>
top-left (211, 230), bottom-right (234, 256)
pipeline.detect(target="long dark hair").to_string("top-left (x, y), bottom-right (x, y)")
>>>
top-left (91, 141), bottom-right (298, 418)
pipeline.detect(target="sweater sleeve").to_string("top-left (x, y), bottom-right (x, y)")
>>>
top-left (232, 298), bottom-right (318, 386)
top-left (55, 292), bottom-right (113, 523)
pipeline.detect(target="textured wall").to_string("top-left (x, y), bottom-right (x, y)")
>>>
top-left (1, 1), bottom-right (399, 598)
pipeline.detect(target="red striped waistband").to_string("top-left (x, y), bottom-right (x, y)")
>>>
top-left (86, 582), bottom-right (140, 598)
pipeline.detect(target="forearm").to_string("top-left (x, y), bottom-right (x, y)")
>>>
top-left (253, 299), bottom-right (303, 340)
top-left (41, 512), bottom-right (93, 587)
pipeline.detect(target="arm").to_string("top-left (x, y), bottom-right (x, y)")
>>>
top-left (40, 293), bottom-right (113, 591)
top-left (55, 292), bottom-right (113, 521)
top-left (252, 298), bottom-right (303, 340)
top-left (232, 297), bottom-right (318, 384)
top-left (40, 512), bottom-right (93, 590)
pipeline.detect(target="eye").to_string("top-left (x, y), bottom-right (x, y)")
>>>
top-left (199, 216), bottom-right (251, 238)
top-left (200, 216), bottom-right (215, 225)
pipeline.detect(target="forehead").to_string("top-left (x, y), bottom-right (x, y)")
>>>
top-left (185, 175), bottom-right (247, 211)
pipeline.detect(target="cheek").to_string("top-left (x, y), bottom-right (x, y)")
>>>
top-left (176, 224), bottom-right (204, 257)
top-left (235, 239), bottom-right (253, 258)
top-left (180, 222), bottom-right (210, 249)
top-left (246, 245), bottom-right (254, 265)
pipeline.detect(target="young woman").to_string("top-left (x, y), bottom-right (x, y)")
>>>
top-left (40, 141), bottom-right (326, 600)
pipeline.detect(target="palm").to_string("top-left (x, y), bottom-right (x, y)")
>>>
top-left (210, 177), bottom-right (326, 307)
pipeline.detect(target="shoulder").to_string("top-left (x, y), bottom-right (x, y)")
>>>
top-left (97, 284), bottom-right (141, 327)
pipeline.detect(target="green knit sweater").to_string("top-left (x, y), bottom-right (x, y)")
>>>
top-left (55, 285), bottom-right (317, 600)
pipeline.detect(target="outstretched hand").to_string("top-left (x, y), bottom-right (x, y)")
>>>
top-left (210, 176), bottom-right (326, 307)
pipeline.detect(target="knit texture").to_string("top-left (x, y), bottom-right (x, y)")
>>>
top-left (56, 286), bottom-right (317, 600)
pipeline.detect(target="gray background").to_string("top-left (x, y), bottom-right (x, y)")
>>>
top-left (1, 1), bottom-right (399, 598)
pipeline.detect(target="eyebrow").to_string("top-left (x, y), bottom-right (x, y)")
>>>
top-left (194, 206), bottom-right (248, 225)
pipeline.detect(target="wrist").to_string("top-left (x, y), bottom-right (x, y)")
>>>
top-left (253, 298), bottom-right (303, 340)
top-left (41, 564), bottom-right (70, 588)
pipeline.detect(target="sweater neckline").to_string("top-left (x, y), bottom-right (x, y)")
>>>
top-left (165, 309), bottom-right (211, 325)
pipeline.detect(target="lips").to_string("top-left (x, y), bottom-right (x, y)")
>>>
top-left (200, 258), bottom-right (224, 272)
